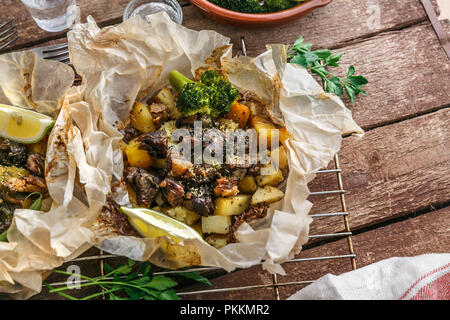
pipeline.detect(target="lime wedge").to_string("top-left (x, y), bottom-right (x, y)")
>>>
top-left (120, 207), bottom-right (205, 243)
top-left (0, 104), bottom-right (55, 144)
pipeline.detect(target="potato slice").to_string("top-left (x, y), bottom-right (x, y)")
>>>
top-left (238, 176), bottom-right (258, 193)
top-left (125, 138), bottom-right (153, 168)
top-left (270, 145), bottom-right (289, 170)
top-left (155, 86), bottom-right (181, 119)
top-left (214, 194), bottom-right (251, 216)
top-left (201, 215), bottom-right (231, 234)
top-left (205, 234), bottom-right (228, 249)
top-left (250, 115), bottom-right (280, 147)
top-left (251, 186), bottom-right (285, 205)
top-left (256, 163), bottom-right (284, 187)
top-left (166, 206), bottom-right (200, 226)
top-left (131, 102), bottom-right (155, 133)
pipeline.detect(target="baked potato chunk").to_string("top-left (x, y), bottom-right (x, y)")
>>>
top-left (238, 175), bottom-right (258, 194)
top-left (166, 206), bottom-right (200, 226)
top-left (251, 186), bottom-right (285, 205)
top-left (270, 145), bottom-right (289, 170)
top-left (257, 163), bottom-right (284, 187)
top-left (250, 115), bottom-right (280, 147)
top-left (155, 86), bottom-right (181, 119)
top-left (201, 215), bottom-right (231, 234)
top-left (214, 194), bottom-right (251, 216)
top-left (205, 234), bottom-right (228, 249)
top-left (125, 138), bottom-right (154, 168)
top-left (131, 102), bottom-right (155, 133)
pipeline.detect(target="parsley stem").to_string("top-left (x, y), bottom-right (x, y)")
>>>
top-left (80, 287), bottom-right (121, 300)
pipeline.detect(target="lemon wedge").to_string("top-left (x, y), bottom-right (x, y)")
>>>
top-left (120, 207), bottom-right (205, 243)
top-left (0, 104), bottom-right (55, 144)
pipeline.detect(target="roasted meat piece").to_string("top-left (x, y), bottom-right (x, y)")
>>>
top-left (214, 176), bottom-right (239, 197)
top-left (136, 131), bottom-right (168, 159)
top-left (27, 153), bottom-right (45, 177)
top-left (126, 167), bottom-right (160, 207)
top-left (149, 103), bottom-right (169, 129)
top-left (93, 197), bottom-right (138, 237)
top-left (0, 196), bottom-right (15, 233)
top-left (176, 114), bottom-right (198, 127)
top-left (228, 203), bottom-right (269, 243)
top-left (0, 165), bottom-right (47, 194)
top-left (159, 178), bottom-right (184, 207)
top-left (0, 139), bottom-right (29, 167)
top-left (183, 185), bottom-right (215, 216)
top-left (121, 124), bottom-right (141, 144)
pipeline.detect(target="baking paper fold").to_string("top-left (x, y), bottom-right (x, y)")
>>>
top-left (0, 53), bottom-right (113, 299)
top-left (68, 13), bottom-right (363, 274)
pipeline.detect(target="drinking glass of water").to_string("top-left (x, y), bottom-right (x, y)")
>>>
top-left (123, 0), bottom-right (183, 24)
top-left (21, 0), bottom-right (79, 32)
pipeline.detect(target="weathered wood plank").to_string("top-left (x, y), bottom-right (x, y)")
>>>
top-left (182, 0), bottom-right (428, 53)
top-left (333, 22), bottom-right (450, 129)
top-left (179, 205), bottom-right (449, 300)
top-left (2, 0), bottom-right (427, 52)
top-left (277, 205), bottom-right (450, 299)
top-left (308, 108), bottom-right (450, 236)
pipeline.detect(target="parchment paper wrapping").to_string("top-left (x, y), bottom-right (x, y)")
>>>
top-left (0, 53), bottom-right (113, 299)
top-left (68, 13), bottom-right (363, 274)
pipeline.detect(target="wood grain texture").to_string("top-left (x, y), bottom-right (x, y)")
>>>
top-left (182, 0), bottom-right (428, 52)
top-left (308, 108), bottom-right (450, 236)
top-left (1, 0), bottom-right (427, 52)
top-left (334, 22), bottom-right (450, 129)
top-left (179, 206), bottom-right (450, 300)
top-left (277, 205), bottom-right (450, 299)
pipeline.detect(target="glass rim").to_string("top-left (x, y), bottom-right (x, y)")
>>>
top-left (122, 0), bottom-right (183, 24)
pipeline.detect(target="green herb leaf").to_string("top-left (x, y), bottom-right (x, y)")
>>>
top-left (0, 230), bottom-right (7, 242)
top-left (288, 36), bottom-right (368, 102)
top-left (144, 275), bottom-right (178, 291)
top-left (49, 260), bottom-right (191, 300)
top-left (24, 192), bottom-right (43, 210)
top-left (313, 49), bottom-right (332, 60)
top-left (158, 289), bottom-right (181, 300)
top-left (180, 272), bottom-right (212, 286)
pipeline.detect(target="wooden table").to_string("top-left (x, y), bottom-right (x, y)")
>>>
top-left (1, 0), bottom-right (449, 300)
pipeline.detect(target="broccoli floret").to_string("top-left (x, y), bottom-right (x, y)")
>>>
top-left (210, 0), bottom-right (267, 14)
top-left (169, 70), bottom-right (239, 119)
top-left (201, 70), bottom-right (239, 118)
top-left (177, 82), bottom-right (211, 117)
top-left (264, 0), bottom-right (297, 12)
top-left (200, 69), bottom-right (222, 86)
top-left (209, 0), bottom-right (298, 13)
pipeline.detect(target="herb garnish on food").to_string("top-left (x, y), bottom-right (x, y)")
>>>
top-left (288, 36), bottom-right (368, 102)
top-left (44, 259), bottom-right (211, 300)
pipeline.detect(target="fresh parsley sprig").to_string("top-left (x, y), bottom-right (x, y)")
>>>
top-left (44, 259), bottom-right (211, 300)
top-left (287, 37), bottom-right (368, 102)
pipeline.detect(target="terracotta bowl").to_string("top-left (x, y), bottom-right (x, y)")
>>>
top-left (189, 0), bottom-right (333, 28)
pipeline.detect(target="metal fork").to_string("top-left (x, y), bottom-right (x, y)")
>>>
top-left (0, 19), bottom-right (18, 51)
top-left (30, 42), bottom-right (70, 63)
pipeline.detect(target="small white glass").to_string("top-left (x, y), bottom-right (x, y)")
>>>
top-left (123, 0), bottom-right (183, 24)
top-left (21, 0), bottom-right (79, 33)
